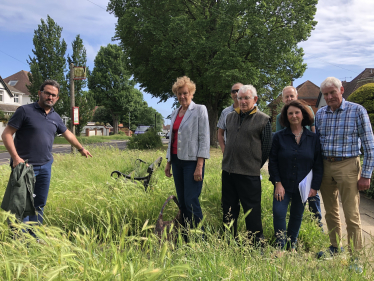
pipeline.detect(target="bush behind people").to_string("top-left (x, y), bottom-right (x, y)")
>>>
top-left (127, 128), bottom-right (163, 150)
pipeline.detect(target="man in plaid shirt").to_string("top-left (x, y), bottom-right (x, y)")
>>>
top-left (315, 77), bottom-right (374, 256)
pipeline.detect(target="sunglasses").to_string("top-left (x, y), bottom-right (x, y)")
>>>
top-left (231, 89), bottom-right (240, 94)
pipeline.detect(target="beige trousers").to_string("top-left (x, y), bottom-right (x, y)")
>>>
top-left (320, 157), bottom-right (363, 251)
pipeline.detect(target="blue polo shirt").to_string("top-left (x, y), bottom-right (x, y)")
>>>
top-left (8, 102), bottom-right (67, 165)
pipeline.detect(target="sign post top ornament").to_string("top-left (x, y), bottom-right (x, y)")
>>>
top-left (73, 67), bottom-right (86, 80)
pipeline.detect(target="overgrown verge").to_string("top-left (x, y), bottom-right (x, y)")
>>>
top-left (0, 147), bottom-right (371, 279)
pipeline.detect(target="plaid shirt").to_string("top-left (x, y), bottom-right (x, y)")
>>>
top-left (315, 99), bottom-right (374, 178)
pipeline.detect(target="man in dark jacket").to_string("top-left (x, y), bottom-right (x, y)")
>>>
top-left (1, 80), bottom-right (92, 231)
top-left (222, 84), bottom-right (272, 244)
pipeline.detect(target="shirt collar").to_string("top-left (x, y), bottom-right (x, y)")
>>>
top-left (235, 106), bottom-right (257, 115)
top-left (326, 98), bottom-right (346, 113)
top-left (33, 102), bottom-right (55, 113)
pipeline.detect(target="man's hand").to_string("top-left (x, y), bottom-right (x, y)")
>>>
top-left (165, 162), bottom-right (172, 178)
top-left (12, 157), bottom-right (27, 168)
top-left (79, 148), bottom-right (92, 158)
top-left (357, 177), bottom-right (371, 191)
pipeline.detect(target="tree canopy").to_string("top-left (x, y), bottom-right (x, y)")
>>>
top-left (108, 0), bottom-right (317, 144)
top-left (347, 83), bottom-right (374, 128)
top-left (27, 15), bottom-right (68, 117)
top-left (88, 44), bottom-right (142, 134)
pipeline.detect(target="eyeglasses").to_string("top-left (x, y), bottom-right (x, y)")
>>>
top-left (231, 89), bottom-right (240, 94)
top-left (237, 96), bottom-right (253, 101)
top-left (42, 91), bottom-right (58, 98)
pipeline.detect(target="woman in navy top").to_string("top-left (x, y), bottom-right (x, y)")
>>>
top-left (269, 100), bottom-right (323, 253)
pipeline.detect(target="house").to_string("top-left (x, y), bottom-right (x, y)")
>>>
top-left (3, 70), bottom-right (32, 105)
top-left (0, 76), bottom-right (22, 135)
top-left (80, 122), bottom-right (112, 136)
top-left (162, 124), bottom-right (170, 134)
top-left (316, 68), bottom-right (374, 109)
top-left (268, 80), bottom-right (320, 126)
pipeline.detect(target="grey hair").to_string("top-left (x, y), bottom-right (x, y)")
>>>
top-left (40, 80), bottom-right (60, 94)
top-left (282, 86), bottom-right (298, 96)
top-left (320, 77), bottom-right (342, 91)
top-left (238, 85), bottom-right (257, 98)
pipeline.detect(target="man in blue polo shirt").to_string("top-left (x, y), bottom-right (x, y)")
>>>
top-left (1, 80), bottom-right (92, 230)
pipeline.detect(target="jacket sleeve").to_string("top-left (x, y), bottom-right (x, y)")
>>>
top-left (197, 105), bottom-right (210, 159)
top-left (268, 132), bottom-right (281, 183)
top-left (311, 135), bottom-right (323, 191)
top-left (261, 120), bottom-right (272, 167)
top-left (166, 110), bottom-right (177, 161)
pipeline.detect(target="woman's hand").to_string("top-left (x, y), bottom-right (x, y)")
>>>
top-left (274, 182), bottom-right (285, 201)
top-left (165, 162), bottom-right (172, 178)
top-left (194, 166), bottom-right (203, 181)
top-left (308, 188), bottom-right (317, 198)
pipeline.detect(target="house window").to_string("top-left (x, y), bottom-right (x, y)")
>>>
top-left (8, 80), bottom-right (18, 86)
top-left (0, 90), bottom-right (3, 102)
top-left (14, 94), bottom-right (19, 103)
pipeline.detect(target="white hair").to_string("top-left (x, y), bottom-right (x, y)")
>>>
top-left (282, 86), bottom-right (298, 96)
top-left (320, 77), bottom-right (342, 90)
top-left (238, 85), bottom-right (257, 98)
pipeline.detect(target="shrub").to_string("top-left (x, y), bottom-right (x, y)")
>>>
top-left (127, 128), bottom-right (162, 150)
top-left (347, 83), bottom-right (374, 129)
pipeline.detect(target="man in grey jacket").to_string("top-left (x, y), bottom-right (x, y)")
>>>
top-left (222, 85), bottom-right (272, 244)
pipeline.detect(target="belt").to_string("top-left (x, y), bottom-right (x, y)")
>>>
top-left (323, 156), bottom-right (355, 162)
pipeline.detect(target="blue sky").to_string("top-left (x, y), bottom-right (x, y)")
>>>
top-left (1, 0), bottom-right (373, 124)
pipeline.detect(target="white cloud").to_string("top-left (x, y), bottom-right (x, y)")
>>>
top-left (301, 0), bottom-right (374, 68)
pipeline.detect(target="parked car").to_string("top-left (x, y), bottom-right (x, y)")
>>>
top-left (157, 132), bottom-right (165, 137)
top-left (134, 125), bottom-right (151, 135)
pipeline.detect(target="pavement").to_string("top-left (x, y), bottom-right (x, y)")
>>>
top-left (320, 193), bottom-right (374, 247)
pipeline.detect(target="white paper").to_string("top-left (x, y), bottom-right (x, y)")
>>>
top-left (298, 170), bottom-right (313, 203)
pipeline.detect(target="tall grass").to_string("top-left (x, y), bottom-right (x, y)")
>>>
top-left (53, 134), bottom-right (130, 145)
top-left (0, 147), bottom-right (372, 279)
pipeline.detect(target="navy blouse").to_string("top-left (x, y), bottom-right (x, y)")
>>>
top-left (269, 127), bottom-right (323, 193)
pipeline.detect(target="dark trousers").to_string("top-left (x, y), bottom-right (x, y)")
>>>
top-left (171, 154), bottom-right (204, 227)
top-left (222, 170), bottom-right (263, 241)
top-left (273, 190), bottom-right (305, 249)
top-left (308, 193), bottom-right (322, 225)
top-left (23, 159), bottom-right (53, 226)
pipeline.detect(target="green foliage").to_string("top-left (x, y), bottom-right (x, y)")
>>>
top-left (108, 0), bottom-right (317, 144)
top-left (127, 101), bottom-right (164, 132)
top-left (127, 128), bottom-right (163, 150)
top-left (27, 15), bottom-right (68, 117)
top-left (66, 35), bottom-right (96, 135)
top-left (92, 106), bottom-right (113, 125)
top-left (347, 83), bottom-right (374, 129)
top-left (88, 44), bottom-right (142, 134)
top-left (0, 148), bottom-right (369, 279)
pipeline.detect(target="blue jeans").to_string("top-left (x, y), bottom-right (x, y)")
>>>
top-left (171, 154), bottom-right (204, 227)
top-left (273, 190), bottom-right (305, 249)
top-left (308, 193), bottom-right (322, 226)
top-left (23, 159), bottom-right (53, 226)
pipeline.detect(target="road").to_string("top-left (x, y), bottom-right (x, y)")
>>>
top-left (0, 140), bottom-right (129, 166)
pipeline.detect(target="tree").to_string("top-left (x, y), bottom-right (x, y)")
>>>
top-left (108, 0), bottom-right (317, 145)
top-left (92, 106), bottom-right (113, 125)
top-left (66, 35), bottom-right (96, 135)
top-left (347, 83), bottom-right (374, 128)
top-left (128, 101), bottom-right (164, 132)
top-left (27, 15), bottom-right (68, 117)
top-left (88, 44), bottom-right (140, 134)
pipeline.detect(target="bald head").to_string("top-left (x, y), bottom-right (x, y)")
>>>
top-left (282, 86), bottom-right (298, 104)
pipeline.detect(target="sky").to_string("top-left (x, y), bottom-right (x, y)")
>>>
top-left (1, 0), bottom-right (374, 124)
